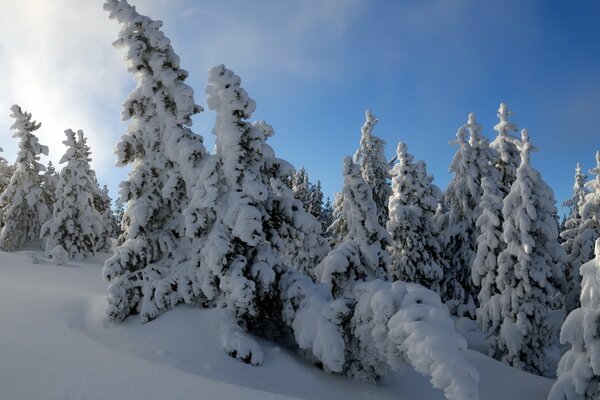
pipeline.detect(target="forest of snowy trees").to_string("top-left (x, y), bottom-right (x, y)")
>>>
top-left (0, 1), bottom-right (599, 399)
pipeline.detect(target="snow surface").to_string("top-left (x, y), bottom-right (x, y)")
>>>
top-left (0, 249), bottom-right (555, 399)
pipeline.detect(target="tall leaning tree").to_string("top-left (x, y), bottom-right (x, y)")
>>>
top-left (102, 0), bottom-right (207, 322)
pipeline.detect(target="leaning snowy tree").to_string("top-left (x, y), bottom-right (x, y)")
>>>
top-left (490, 102), bottom-right (520, 192)
top-left (177, 64), bottom-right (329, 365)
top-left (550, 238), bottom-right (600, 400)
top-left (40, 129), bottom-right (103, 262)
top-left (492, 129), bottom-right (565, 376)
top-left (561, 162), bottom-right (591, 315)
top-left (102, 0), bottom-right (207, 322)
top-left (387, 142), bottom-right (443, 293)
top-left (0, 105), bottom-right (49, 251)
top-left (353, 110), bottom-right (391, 228)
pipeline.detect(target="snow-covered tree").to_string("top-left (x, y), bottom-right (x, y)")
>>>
top-left (387, 142), bottom-right (443, 292)
top-left (320, 196), bottom-right (333, 233)
top-left (353, 110), bottom-right (391, 227)
top-left (0, 105), bottom-right (49, 251)
top-left (491, 129), bottom-right (565, 376)
top-left (308, 180), bottom-right (324, 222)
top-left (550, 238), bottom-right (600, 400)
top-left (102, 0), bottom-right (207, 322)
top-left (40, 129), bottom-right (103, 261)
top-left (315, 156), bottom-right (390, 298)
top-left (472, 176), bottom-right (505, 336)
top-left (176, 65), bottom-right (329, 364)
top-left (112, 197), bottom-right (125, 238)
top-left (561, 162), bottom-right (592, 314)
top-left (0, 149), bottom-right (16, 199)
top-left (94, 184), bottom-right (114, 252)
top-left (490, 103), bottom-right (520, 192)
top-left (327, 191), bottom-right (347, 244)
top-left (41, 161), bottom-right (59, 216)
top-left (438, 113), bottom-right (499, 317)
top-left (291, 167), bottom-right (310, 206)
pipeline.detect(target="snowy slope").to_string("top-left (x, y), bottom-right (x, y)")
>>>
top-left (0, 249), bottom-right (554, 400)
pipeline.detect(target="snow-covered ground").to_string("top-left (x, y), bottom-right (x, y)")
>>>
top-left (0, 248), bottom-right (555, 400)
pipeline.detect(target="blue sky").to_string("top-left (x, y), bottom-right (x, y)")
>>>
top-left (1, 0), bottom-right (599, 215)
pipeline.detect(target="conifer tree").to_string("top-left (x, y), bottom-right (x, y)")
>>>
top-left (95, 184), bottom-right (114, 252)
top-left (112, 197), bottom-right (125, 237)
top-left (561, 162), bottom-right (591, 314)
top-left (40, 129), bottom-right (103, 261)
top-left (102, 0), bottom-right (207, 322)
top-left (550, 238), bottom-right (600, 400)
top-left (490, 103), bottom-right (520, 192)
top-left (308, 180), bottom-right (324, 222)
top-left (327, 191), bottom-right (347, 244)
top-left (315, 156), bottom-right (390, 297)
top-left (41, 161), bottom-right (59, 216)
top-left (0, 105), bottom-right (49, 251)
top-left (472, 176), bottom-right (505, 336)
top-left (0, 148), bottom-right (16, 198)
top-left (492, 129), bottom-right (565, 376)
top-left (353, 110), bottom-right (391, 227)
top-left (291, 167), bottom-right (311, 208)
top-left (387, 142), bottom-right (443, 292)
top-left (438, 113), bottom-right (498, 317)
top-left (320, 196), bottom-right (334, 233)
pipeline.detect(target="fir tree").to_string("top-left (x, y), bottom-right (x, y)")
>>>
top-left (102, 0), bottom-right (207, 322)
top-left (550, 238), bottom-right (600, 400)
top-left (40, 129), bottom-right (103, 261)
top-left (41, 161), bottom-right (59, 216)
top-left (561, 162), bottom-right (591, 314)
top-left (0, 105), bottom-right (49, 251)
top-left (112, 197), bottom-right (125, 238)
top-left (94, 184), bottom-right (114, 252)
top-left (0, 149), bottom-right (16, 199)
top-left (315, 156), bottom-right (390, 297)
top-left (387, 142), bottom-right (443, 292)
top-left (353, 110), bottom-right (391, 227)
top-left (472, 176), bottom-right (505, 337)
top-left (320, 196), bottom-right (334, 234)
top-left (327, 191), bottom-right (347, 245)
top-left (492, 129), bottom-right (565, 376)
top-left (438, 113), bottom-right (498, 317)
top-left (181, 65), bottom-right (329, 364)
top-left (490, 102), bottom-right (520, 192)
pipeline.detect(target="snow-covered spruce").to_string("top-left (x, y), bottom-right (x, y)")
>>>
top-left (315, 156), bottom-right (390, 298)
top-left (550, 238), bottom-right (600, 400)
top-left (0, 148), bottom-right (16, 205)
top-left (472, 176), bottom-right (505, 337)
top-left (281, 273), bottom-right (480, 400)
top-left (490, 102), bottom-right (520, 192)
top-left (180, 65), bottom-right (329, 364)
top-left (102, 0), bottom-right (206, 322)
top-left (387, 142), bottom-right (443, 292)
top-left (561, 162), bottom-right (591, 315)
top-left (438, 113), bottom-right (499, 318)
top-left (353, 110), bottom-right (391, 228)
top-left (94, 184), bottom-right (114, 252)
top-left (492, 129), bottom-right (565, 376)
top-left (0, 105), bottom-right (49, 251)
top-left (41, 161), bottom-right (59, 216)
top-left (327, 191), bottom-right (348, 245)
top-left (40, 129), bottom-right (103, 261)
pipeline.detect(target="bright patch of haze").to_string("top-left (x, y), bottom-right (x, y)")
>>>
top-left (0, 0), bottom-right (599, 216)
